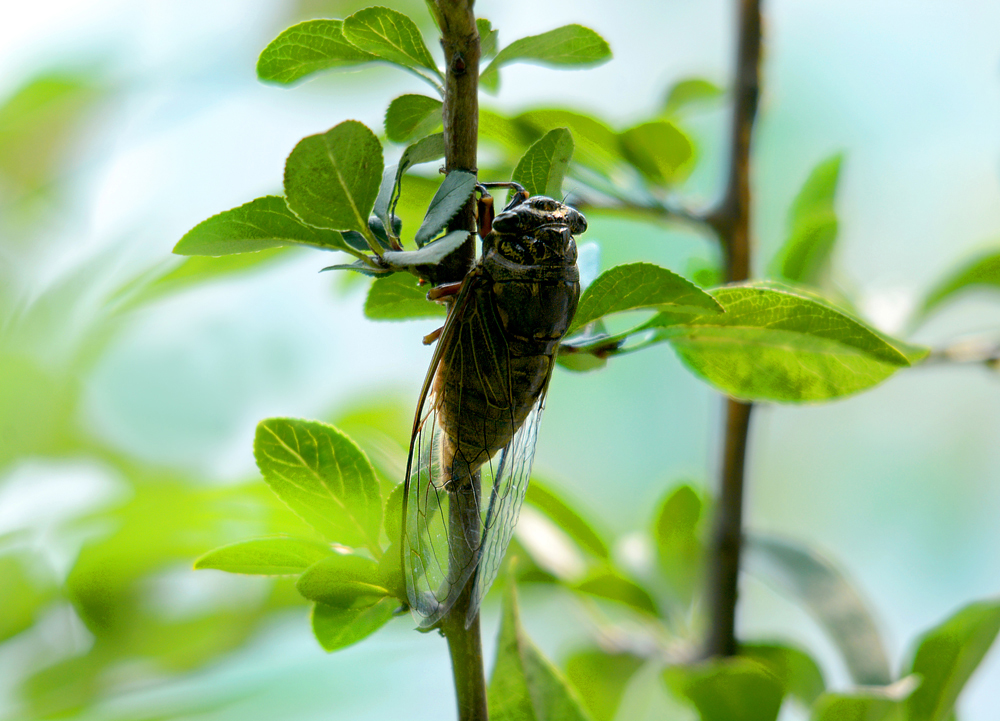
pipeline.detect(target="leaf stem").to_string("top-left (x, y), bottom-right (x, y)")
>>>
top-left (703, 0), bottom-right (762, 659)
top-left (432, 1), bottom-right (489, 719)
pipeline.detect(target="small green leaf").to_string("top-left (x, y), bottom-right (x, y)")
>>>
top-left (651, 284), bottom-right (913, 402)
top-left (512, 127), bottom-right (574, 199)
top-left (193, 536), bottom-right (333, 575)
top-left (254, 418), bottom-right (382, 551)
top-left (382, 482), bottom-right (406, 547)
top-left (481, 24), bottom-right (612, 91)
top-left (525, 480), bottom-right (609, 560)
top-left (383, 230), bottom-right (471, 270)
top-left (297, 553), bottom-right (387, 607)
top-left (811, 678), bottom-right (918, 721)
top-left (343, 7), bottom-right (440, 80)
top-left (568, 262), bottom-right (722, 335)
top-left (565, 648), bottom-right (644, 721)
top-left (653, 483), bottom-right (704, 606)
top-left (917, 248), bottom-right (1000, 320)
top-left (384, 94), bottom-right (442, 144)
top-left (478, 18), bottom-right (499, 60)
top-left (770, 154), bottom-right (843, 284)
top-left (514, 109), bottom-right (623, 177)
top-left (745, 534), bottom-right (892, 685)
top-left (906, 598), bottom-right (1000, 721)
top-left (574, 571), bottom-right (660, 617)
top-left (663, 78), bottom-right (724, 115)
top-left (0, 73), bottom-right (102, 192)
top-left (364, 272), bottom-right (445, 320)
top-left (256, 19), bottom-right (376, 85)
top-left (618, 120), bottom-right (694, 186)
top-left (389, 133), bottom-right (446, 220)
top-left (742, 643), bottom-right (825, 708)
top-left (0, 553), bottom-right (55, 643)
top-left (488, 582), bottom-right (592, 721)
top-left (284, 120), bottom-right (384, 234)
top-left (173, 196), bottom-right (351, 256)
top-left (311, 597), bottom-right (395, 652)
top-left (663, 657), bottom-right (785, 721)
top-left (371, 165), bottom-right (398, 239)
top-left (413, 170), bottom-right (477, 247)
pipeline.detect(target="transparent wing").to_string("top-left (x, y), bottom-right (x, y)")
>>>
top-left (467, 385), bottom-right (548, 626)
top-left (402, 279), bottom-right (484, 628)
top-left (402, 273), bottom-right (553, 629)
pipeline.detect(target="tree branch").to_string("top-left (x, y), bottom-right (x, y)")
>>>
top-left (432, 2), bottom-right (489, 719)
top-left (703, 0), bottom-right (762, 659)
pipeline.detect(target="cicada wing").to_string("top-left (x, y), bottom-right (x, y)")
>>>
top-left (402, 281), bottom-right (484, 628)
top-left (466, 382), bottom-right (549, 627)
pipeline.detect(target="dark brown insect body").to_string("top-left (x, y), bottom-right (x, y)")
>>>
top-left (403, 192), bottom-right (586, 628)
top-left (434, 196), bottom-right (584, 485)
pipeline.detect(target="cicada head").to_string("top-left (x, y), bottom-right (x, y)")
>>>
top-left (487, 196), bottom-right (586, 267)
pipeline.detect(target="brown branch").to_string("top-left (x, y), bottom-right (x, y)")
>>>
top-left (703, 0), bottom-right (762, 659)
top-left (432, 2), bottom-right (489, 719)
top-left (434, 0), bottom-right (480, 286)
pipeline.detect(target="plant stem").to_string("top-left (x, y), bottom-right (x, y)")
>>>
top-left (703, 0), bottom-right (762, 659)
top-left (432, 1), bottom-right (489, 719)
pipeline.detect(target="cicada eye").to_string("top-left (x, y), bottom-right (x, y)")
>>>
top-left (564, 207), bottom-right (587, 234)
top-left (528, 196), bottom-right (561, 212)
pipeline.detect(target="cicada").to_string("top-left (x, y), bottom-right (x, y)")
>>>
top-left (402, 184), bottom-right (586, 628)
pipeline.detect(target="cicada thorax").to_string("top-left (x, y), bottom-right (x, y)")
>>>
top-left (432, 196), bottom-right (584, 489)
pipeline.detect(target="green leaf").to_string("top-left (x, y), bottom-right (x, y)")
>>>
top-left (0, 553), bottom-right (55, 643)
top-left (770, 154), bottom-right (843, 284)
top-left (653, 483), bottom-right (704, 606)
top-left (0, 73), bottom-right (102, 192)
top-left (256, 19), bottom-right (376, 85)
top-left (745, 534), bottom-right (892, 685)
top-left (917, 249), bottom-right (1000, 320)
top-left (296, 553), bottom-right (388, 607)
top-left (811, 678), bottom-right (918, 721)
top-left (663, 657), bottom-right (785, 721)
top-left (663, 78), bottom-right (724, 115)
top-left (193, 536), bottom-right (333, 575)
top-left (742, 643), bottom-right (826, 708)
top-left (574, 571), bottom-right (660, 617)
top-left (254, 418), bottom-right (382, 551)
top-left (413, 170), bottom-right (477, 247)
top-left (651, 284), bottom-right (912, 402)
top-left (565, 648), bottom-right (644, 721)
top-left (478, 18), bottom-right (499, 60)
top-left (389, 133), bottom-right (446, 221)
top-left (343, 7), bottom-right (441, 80)
top-left (512, 109), bottom-right (622, 177)
top-left (568, 262), bottom-right (722, 335)
top-left (618, 120), bottom-right (694, 186)
top-left (488, 582), bottom-right (593, 721)
top-left (173, 196), bottom-right (352, 256)
top-left (383, 230), bottom-right (471, 269)
top-left (512, 128), bottom-right (574, 199)
top-left (384, 94), bottom-right (442, 144)
top-left (284, 120), bottom-right (384, 234)
top-left (905, 598), bottom-right (1000, 721)
top-left (481, 24), bottom-right (612, 91)
top-left (525, 480), bottom-right (609, 560)
top-left (311, 597), bottom-right (395, 652)
top-left (364, 272), bottom-right (445, 320)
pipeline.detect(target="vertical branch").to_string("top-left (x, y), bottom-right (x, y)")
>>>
top-left (703, 0), bottom-right (762, 659)
top-left (433, 0), bottom-right (480, 284)
top-left (431, 2), bottom-right (488, 719)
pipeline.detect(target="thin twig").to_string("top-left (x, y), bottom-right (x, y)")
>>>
top-left (432, 1), bottom-right (489, 719)
top-left (703, 0), bottom-right (762, 659)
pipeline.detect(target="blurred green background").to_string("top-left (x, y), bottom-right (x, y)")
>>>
top-left (1, 1), bottom-right (999, 719)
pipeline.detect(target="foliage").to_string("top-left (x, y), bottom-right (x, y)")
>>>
top-left (2, 2), bottom-right (1000, 720)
